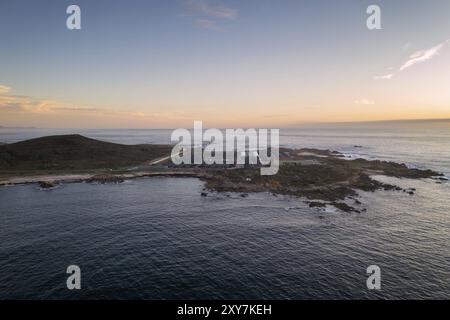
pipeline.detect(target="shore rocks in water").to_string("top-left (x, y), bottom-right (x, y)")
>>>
top-left (331, 202), bottom-right (360, 213)
top-left (308, 201), bottom-right (327, 208)
top-left (403, 188), bottom-right (416, 195)
top-left (201, 147), bottom-right (444, 213)
top-left (307, 200), bottom-right (363, 213)
top-left (38, 181), bottom-right (58, 189)
top-left (86, 174), bottom-right (125, 184)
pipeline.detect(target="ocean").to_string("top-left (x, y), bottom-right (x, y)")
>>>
top-left (0, 120), bottom-right (449, 299)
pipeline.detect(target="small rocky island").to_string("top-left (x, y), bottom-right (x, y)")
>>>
top-left (0, 134), bottom-right (445, 212)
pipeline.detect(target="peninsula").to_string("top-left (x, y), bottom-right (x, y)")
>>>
top-left (0, 134), bottom-right (445, 212)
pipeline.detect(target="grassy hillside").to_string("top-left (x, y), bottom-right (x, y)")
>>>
top-left (0, 134), bottom-right (171, 173)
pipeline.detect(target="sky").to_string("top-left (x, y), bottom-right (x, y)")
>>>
top-left (1, 0), bottom-right (450, 128)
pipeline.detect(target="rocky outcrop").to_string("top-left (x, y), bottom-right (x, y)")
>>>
top-left (38, 181), bottom-right (58, 189)
top-left (200, 148), bottom-right (443, 213)
top-left (85, 174), bottom-right (125, 184)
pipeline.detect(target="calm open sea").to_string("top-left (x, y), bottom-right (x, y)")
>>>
top-left (0, 120), bottom-right (449, 299)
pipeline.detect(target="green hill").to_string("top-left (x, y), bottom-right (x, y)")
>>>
top-left (0, 134), bottom-right (171, 173)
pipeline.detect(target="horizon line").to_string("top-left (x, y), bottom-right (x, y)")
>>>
top-left (2, 117), bottom-right (450, 130)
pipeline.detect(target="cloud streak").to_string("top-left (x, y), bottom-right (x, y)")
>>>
top-left (0, 85), bottom-right (11, 94)
top-left (400, 42), bottom-right (446, 71)
top-left (183, 0), bottom-right (237, 30)
top-left (0, 86), bottom-right (196, 123)
top-left (374, 74), bottom-right (394, 80)
top-left (374, 39), bottom-right (449, 80)
top-left (186, 0), bottom-right (237, 19)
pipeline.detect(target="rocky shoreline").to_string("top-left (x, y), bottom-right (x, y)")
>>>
top-left (1, 151), bottom-right (445, 213)
top-left (0, 135), bottom-right (446, 213)
top-left (198, 149), bottom-right (444, 212)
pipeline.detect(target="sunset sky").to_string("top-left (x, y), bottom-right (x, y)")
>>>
top-left (1, 0), bottom-right (450, 128)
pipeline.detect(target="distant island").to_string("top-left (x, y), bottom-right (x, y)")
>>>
top-left (0, 134), bottom-right (446, 212)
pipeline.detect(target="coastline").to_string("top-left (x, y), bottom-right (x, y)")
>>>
top-left (0, 170), bottom-right (207, 187)
top-left (1, 135), bottom-right (446, 213)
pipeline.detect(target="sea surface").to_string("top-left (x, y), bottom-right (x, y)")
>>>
top-left (1, 120), bottom-right (449, 299)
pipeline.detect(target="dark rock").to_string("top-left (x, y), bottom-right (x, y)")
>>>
top-left (86, 174), bottom-right (124, 184)
top-left (330, 202), bottom-right (358, 213)
top-left (38, 181), bottom-right (57, 189)
top-left (201, 192), bottom-right (208, 197)
top-left (308, 201), bottom-right (326, 208)
top-left (240, 193), bottom-right (249, 198)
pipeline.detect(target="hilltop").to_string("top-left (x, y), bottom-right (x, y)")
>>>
top-left (0, 134), bottom-right (171, 173)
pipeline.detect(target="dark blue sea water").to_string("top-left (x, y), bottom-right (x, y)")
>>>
top-left (1, 121), bottom-right (449, 299)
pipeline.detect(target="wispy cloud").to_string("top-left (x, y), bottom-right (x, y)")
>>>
top-left (0, 85), bottom-right (11, 94)
top-left (374, 74), bottom-right (394, 80)
top-left (400, 41), bottom-right (447, 71)
top-left (0, 86), bottom-right (117, 115)
top-left (374, 40), bottom-right (449, 80)
top-left (0, 87), bottom-right (195, 123)
top-left (0, 92), bottom-right (93, 114)
top-left (185, 0), bottom-right (237, 19)
top-left (183, 0), bottom-right (237, 29)
top-left (354, 99), bottom-right (375, 105)
top-left (0, 86), bottom-right (62, 113)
